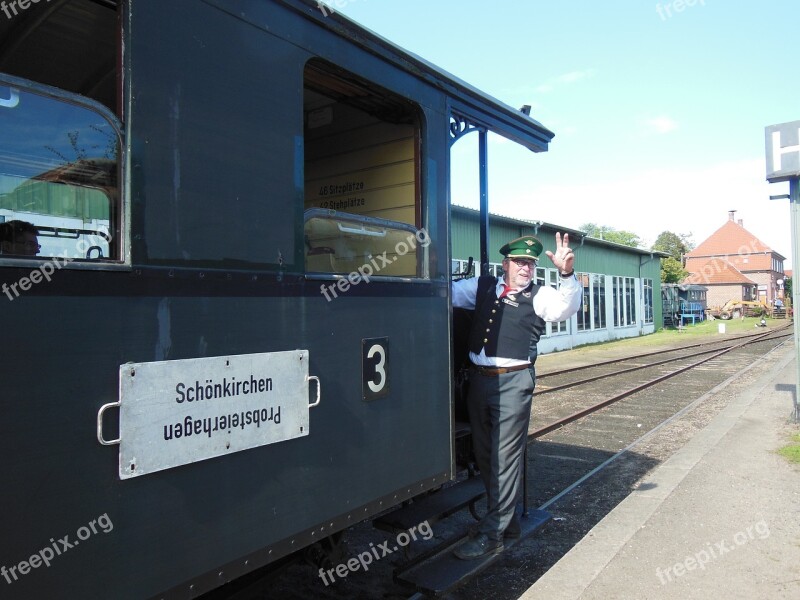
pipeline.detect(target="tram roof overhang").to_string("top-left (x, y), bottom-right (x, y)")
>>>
top-left (287, 0), bottom-right (555, 153)
top-left (0, 0), bottom-right (554, 152)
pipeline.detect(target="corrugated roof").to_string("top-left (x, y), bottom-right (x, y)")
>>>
top-left (450, 205), bottom-right (667, 256)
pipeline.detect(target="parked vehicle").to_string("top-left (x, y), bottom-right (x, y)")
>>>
top-left (709, 300), bottom-right (770, 320)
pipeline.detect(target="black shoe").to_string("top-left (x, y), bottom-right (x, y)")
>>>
top-left (453, 533), bottom-right (504, 560)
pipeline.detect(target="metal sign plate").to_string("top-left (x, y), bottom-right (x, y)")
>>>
top-left (117, 350), bottom-right (310, 479)
top-left (765, 120), bottom-right (800, 182)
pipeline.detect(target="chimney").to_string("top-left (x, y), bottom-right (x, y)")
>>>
top-left (738, 219), bottom-right (743, 226)
top-left (728, 210), bottom-right (736, 221)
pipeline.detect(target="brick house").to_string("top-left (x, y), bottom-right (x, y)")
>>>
top-left (683, 211), bottom-right (787, 308)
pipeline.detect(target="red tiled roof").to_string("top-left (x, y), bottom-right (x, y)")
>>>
top-left (683, 257), bottom-right (756, 286)
top-left (687, 219), bottom-right (783, 260)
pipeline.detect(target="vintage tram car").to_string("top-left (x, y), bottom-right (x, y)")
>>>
top-left (0, 1), bottom-right (554, 597)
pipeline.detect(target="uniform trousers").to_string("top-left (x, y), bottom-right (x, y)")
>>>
top-left (467, 366), bottom-right (534, 540)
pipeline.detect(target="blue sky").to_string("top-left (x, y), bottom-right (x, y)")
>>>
top-left (330, 0), bottom-right (800, 267)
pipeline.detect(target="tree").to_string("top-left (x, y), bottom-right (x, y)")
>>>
top-left (652, 231), bottom-right (694, 261)
top-left (579, 223), bottom-right (642, 248)
top-left (652, 231), bottom-right (693, 284)
top-left (784, 276), bottom-right (793, 307)
top-left (660, 256), bottom-right (688, 284)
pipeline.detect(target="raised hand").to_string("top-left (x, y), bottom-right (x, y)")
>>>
top-left (544, 232), bottom-right (574, 275)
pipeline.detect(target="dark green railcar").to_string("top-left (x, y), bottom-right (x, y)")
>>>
top-left (0, 1), bottom-right (553, 597)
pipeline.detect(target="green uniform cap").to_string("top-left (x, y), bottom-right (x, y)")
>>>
top-left (499, 235), bottom-right (543, 260)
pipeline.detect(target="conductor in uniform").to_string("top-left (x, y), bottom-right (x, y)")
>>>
top-left (452, 232), bottom-right (581, 559)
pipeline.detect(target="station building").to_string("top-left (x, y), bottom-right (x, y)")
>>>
top-left (451, 206), bottom-right (665, 354)
top-left (683, 211), bottom-right (787, 307)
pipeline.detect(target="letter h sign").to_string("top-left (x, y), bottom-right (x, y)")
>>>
top-left (766, 120), bottom-right (800, 182)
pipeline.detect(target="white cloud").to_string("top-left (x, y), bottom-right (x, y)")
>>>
top-left (534, 69), bottom-right (596, 94)
top-left (643, 115), bottom-right (678, 134)
top-left (489, 158), bottom-right (793, 267)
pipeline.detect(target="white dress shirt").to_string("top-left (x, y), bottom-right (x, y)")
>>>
top-left (452, 274), bottom-right (582, 367)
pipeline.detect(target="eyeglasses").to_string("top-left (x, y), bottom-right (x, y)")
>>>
top-left (509, 258), bottom-right (536, 268)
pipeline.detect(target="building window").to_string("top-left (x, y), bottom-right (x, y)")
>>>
top-left (577, 273), bottom-right (591, 331)
top-left (451, 258), bottom-right (475, 278)
top-left (593, 274), bottom-right (606, 330)
top-left (577, 272), bottom-right (607, 332)
top-left (534, 266), bottom-right (546, 286)
top-left (643, 278), bottom-right (653, 324)
top-left (450, 259), bottom-right (503, 279)
top-left (548, 269), bottom-right (568, 335)
top-left (613, 276), bottom-right (636, 327)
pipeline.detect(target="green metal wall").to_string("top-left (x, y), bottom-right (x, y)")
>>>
top-left (450, 207), bottom-right (534, 264)
top-left (451, 207), bottom-right (665, 328)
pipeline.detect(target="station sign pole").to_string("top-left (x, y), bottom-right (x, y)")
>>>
top-left (791, 178), bottom-right (800, 422)
top-left (765, 120), bottom-right (800, 421)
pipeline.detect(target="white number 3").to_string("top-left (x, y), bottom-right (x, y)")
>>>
top-left (367, 344), bottom-right (386, 393)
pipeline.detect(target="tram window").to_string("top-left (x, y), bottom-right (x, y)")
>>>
top-left (0, 82), bottom-right (120, 262)
top-left (303, 60), bottom-right (424, 277)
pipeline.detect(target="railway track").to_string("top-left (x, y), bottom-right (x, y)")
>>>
top-left (213, 328), bottom-right (794, 600)
top-left (531, 326), bottom-right (793, 437)
top-left (450, 329), bottom-right (793, 599)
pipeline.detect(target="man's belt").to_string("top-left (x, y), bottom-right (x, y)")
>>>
top-left (471, 363), bottom-right (531, 376)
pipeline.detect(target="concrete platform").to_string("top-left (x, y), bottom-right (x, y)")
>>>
top-left (521, 343), bottom-right (800, 600)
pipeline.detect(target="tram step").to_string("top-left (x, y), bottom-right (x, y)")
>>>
top-left (373, 477), bottom-right (485, 533)
top-left (395, 509), bottom-right (551, 596)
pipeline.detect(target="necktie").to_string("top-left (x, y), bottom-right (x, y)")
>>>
top-left (499, 285), bottom-right (511, 299)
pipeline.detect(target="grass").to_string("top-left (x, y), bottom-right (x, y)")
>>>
top-left (778, 433), bottom-right (800, 464)
top-left (562, 316), bottom-right (793, 356)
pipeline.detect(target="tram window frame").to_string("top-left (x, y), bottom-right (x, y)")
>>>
top-left (0, 75), bottom-right (125, 269)
top-left (302, 59), bottom-right (427, 281)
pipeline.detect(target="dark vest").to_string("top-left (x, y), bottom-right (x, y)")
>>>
top-left (468, 276), bottom-right (546, 361)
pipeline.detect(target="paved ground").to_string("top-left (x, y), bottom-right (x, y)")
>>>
top-left (520, 342), bottom-right (800, 600)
